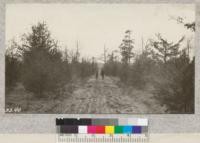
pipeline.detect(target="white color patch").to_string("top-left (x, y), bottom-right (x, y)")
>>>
top-left (138, 119), bottom-right (148, 126)
top-left (78, 126), bottom-right (87, 134)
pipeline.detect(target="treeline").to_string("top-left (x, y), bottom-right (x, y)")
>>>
top-left (104, 26), bottom-right (194, 113)
top-left (6, 22), bottom-right (97, 97)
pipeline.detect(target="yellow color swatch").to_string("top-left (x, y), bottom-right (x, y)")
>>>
top-left (105, 126), bottom-right (114, 134)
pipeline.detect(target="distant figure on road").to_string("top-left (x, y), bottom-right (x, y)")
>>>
top-left (101, 69), bottom-right (105, 80)
top-left (95, 70), bottom-right (98, 80)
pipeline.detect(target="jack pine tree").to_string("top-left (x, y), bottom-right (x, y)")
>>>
top-left (151, 34), bottom-right (184, 63)
top-left (21, 22), bottom-right (63, 96)
top-left (119, 30), bottom-right (134, 64)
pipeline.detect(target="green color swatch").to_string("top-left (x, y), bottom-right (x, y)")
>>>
top-left (114, 126), bottom-right (123, 134)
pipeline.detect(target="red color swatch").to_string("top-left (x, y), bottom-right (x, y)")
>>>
top-left (96, 126), bottom-right (105, 134)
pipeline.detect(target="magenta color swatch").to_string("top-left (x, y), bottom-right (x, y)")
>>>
top-left (87, 126), bottom-right (96, 134)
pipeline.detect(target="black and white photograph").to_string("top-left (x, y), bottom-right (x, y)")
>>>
top-left (5, 4), bottom-right (195, 114)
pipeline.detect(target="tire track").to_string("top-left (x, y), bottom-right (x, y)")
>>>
top-left (59, 76), bottom-right (165, 114)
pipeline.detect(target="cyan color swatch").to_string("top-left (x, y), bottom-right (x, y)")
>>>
top-left (123, 126), bottom-right (132, 133)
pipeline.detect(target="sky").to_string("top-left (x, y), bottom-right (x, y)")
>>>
top-left (6, 4), bottom-right (195, 62)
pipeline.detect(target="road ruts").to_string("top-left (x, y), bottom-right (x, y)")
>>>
top-left (58, 76), bottom-right (165, 114)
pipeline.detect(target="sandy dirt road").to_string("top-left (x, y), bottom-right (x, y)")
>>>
top-left (57, 76), bottom-right (165, 114)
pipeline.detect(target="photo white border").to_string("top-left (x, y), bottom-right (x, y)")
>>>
top-left (0, 0), bottom-right (199, 133)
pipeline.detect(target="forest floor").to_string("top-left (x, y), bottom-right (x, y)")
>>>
top-left (6, 76), bottom-right (166, 113)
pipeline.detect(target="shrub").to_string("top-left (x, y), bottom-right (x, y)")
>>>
top-left (5, 55), bottom-right (21, 91)
top-left (154, 53), bottom-right (194, 113)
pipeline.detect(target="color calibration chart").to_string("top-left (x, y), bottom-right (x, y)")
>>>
top-left (56, 118), bottom-right (149, 143)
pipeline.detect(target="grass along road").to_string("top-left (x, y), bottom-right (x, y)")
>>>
top-left (6, 75), bottom-right (165, 113)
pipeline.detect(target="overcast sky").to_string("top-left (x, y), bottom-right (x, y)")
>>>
top-left (6, 4), bottom-right (195, 61)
